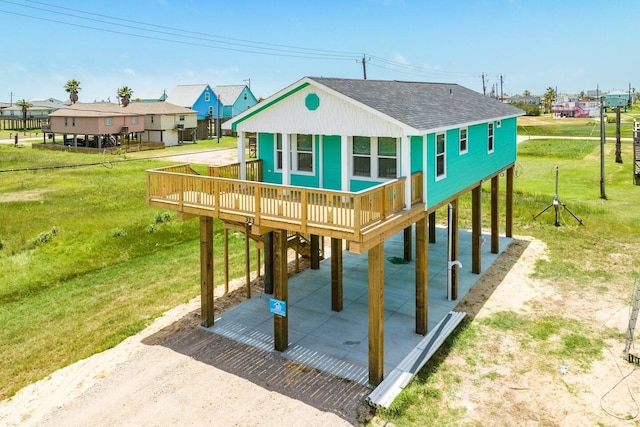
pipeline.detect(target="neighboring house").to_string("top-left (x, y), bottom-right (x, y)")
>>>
top-left (47, 103), bottom-right (145, 147)
top-left (124, 102), bottom-right (197, 146)
top-left (132, 91), bottom-right (168, 103)
top-left (507, 94), bottom-right (541, 105)
top-left (213, 84), bottom-right (258, 119)
top-left (147, 76), bottom-right (522, 387)
top-left (166, 84), bottom-right (220, 139)
top-left (604, 90), bottom-right (630, 109)
top-left (0, 97), bottom-right (66, 130)
top-left (551, 99), bottom-right (599, 118)
top-left (213, 84), bottom-right (258, 136)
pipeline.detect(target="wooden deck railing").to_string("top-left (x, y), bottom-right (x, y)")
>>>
top-left (147, 165), bottom-right (422, 240)
top-left (208, 160), bottom-right (262, 182)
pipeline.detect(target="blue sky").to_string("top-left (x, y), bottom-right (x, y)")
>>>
top-left (0, 0), bottom-right (636, 103)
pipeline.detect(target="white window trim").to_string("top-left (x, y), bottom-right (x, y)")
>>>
top-left (459, 127), bottom-right (468, 155)
top-left (292, 134), bottom-right (314, 175)
top-left (274, 134), bottom-right (315, 175)
top-left (488, 122), bottom-right (495, 154)
top-left (105, 118), bottom-right (113, 126)
top-left (435, 132), bottom-right (446, 181)
top-left (349, 136), bottom-right (399, 181)
top-left (205, 92), bottom-right (210, 102)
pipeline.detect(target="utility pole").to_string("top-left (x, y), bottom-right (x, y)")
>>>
top-left (481, 73), bottom-right (487, 96)
top-left (600, 96), bottom-right (607, 199)
top-left (9, 91), bottom-right (14, 106)
top-left (499, 75), bottom-right (504, 101)
top-left (357, 55), bottom-right (370, 80)
top-left (616, 106), bottom-right (623, 163)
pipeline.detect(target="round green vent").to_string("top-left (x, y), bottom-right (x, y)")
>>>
top-left (305, 93), bottom-right (320, 111)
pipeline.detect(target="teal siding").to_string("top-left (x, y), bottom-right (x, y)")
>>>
top-left (350, 180), bottom-right (379, 192)
top-left (259, 133), bottom-right (281, 184)
top-left (410, 136), bottom-right (423, 174)
top-left (322, 135), bottom-right (342, 190)
top-left (426, 117), bottom-right (517, 208)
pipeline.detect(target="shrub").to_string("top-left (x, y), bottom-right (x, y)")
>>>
top-left (147, 224), bottom-right (157, 234)
top-left (111, 228), bottom-right (127, 238)
top-left (0, 238), bottom-right (3, 250)
top-left (154, 212), bottom-right (172, 224)
top-left (32, 226), bottom-right (59, 247)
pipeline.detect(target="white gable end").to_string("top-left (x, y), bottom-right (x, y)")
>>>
top-left (235, 85), bottom-right (407, 137)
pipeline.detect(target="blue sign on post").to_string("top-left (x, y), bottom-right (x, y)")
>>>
top-left (269, 298), bottom-right (287, 317)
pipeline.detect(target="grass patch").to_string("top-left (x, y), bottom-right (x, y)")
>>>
top-left (0, 145), bottom-right (254, 399)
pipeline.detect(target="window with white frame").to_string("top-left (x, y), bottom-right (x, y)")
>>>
top-left (131, 117), bottom-right (138, 124)
top-left (105, 118), bottom-right (113, 126)
top-left (205, 92), bottom-right (210, 102)
top-left (276, 133), bottom-right (283, 170)
top-left (436, 132), bottom-right (446, 178)
top-left (488, 122), bottom-right (494, 153)
top-left (296, 134), bottom-right (313, 173)
top-left (377, 137), bottom-right (397, 178)
top-left (459, 127), bottom-right (468, 154)
top-left (352, 136), bottom-right (371, 177)
top-left (64, 117), bottom-right (68, 126)
top-left (72, 117), bottom-right (75, 126)
top-left (208, 106), bottom-right (213, 117)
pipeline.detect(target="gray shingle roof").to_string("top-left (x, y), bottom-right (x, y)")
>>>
top-left (214, 85), bottom-right (245, 106)
top-left (309, 77), bottom-right (522, 132)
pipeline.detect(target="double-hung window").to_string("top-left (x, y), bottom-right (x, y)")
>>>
top-left (378, 137), bottom-right (397, 178)
top-left (436, 132), bottom-right (446, 179)
top-left (296, 134), bottom-right (313, 173)
top-left (459, 128), bottom-right (468, 154)
top-left (353, 136), bottom-right (371, 177)
top-left (488, 122), bottom-right (494, 153)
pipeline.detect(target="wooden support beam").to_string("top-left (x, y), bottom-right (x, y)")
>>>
top-left (199, 216), bottom-right (215, 327)
top-left (403, 226), bottom-right (412, 261)
top-left (245, 223), bottom-right (251, 298)
top-left (415, 216), bottom-right (428, 335)
top-left (471, 185), bottom-right (482, 274)
top-left (428, 211), bottom-right (436, 243)
top-left (224, 228), bottom-right (229, 294)
top-left (331, 238), bottom-right (343, 312)
top-left (310, 234), bottom-right (320, 270)
top-left (491, 175), bottom-right (499, 254)
top-left (368, 240), bottom-right (385, 386)
top-left (449, 200), bottom-right (459, 301)
top-left (506, 165), bottom-right (514, 238)
top-left (264, 232), bottom-right (273, 294)
top-left (273, 229), bottom-right (288, 351)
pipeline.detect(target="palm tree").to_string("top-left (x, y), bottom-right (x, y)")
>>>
top-left (117, 86), bottom-right (133, 107)
top-left (64, 79), bottom-right (81, 104)
top-left (16, 99), bottom-right (32, 131)
top-left (542, 86), bottom-right (557, 114)
top-left (523, 90), bottom-right (531, 96)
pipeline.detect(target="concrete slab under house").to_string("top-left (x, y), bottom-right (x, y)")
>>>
top-left (146, 76), bottom-right (523, 406)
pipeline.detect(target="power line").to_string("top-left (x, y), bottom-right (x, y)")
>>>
top-left (0, 0), bottom-right (497, 83)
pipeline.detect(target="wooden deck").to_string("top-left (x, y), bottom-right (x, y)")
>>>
top-left (147, 162), bottom-right (425, 253)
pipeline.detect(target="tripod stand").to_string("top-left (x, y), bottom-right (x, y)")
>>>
top-left (533, 166), bottom-right (583, 227)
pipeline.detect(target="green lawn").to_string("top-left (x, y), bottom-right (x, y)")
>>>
top-left (0, 144), bottom-right (250, 399)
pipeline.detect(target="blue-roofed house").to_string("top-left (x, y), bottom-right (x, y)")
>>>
top-left (166, 84), bottom-right (220, 139)
top-left (147, 76), bottom-right (523, 387)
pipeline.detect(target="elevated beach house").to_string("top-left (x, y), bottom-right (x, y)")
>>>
top-left (147, 77), bottom-right (523, 386)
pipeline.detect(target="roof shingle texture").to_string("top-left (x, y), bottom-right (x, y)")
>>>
top-left (310, 77), bottom-right (522, 131)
